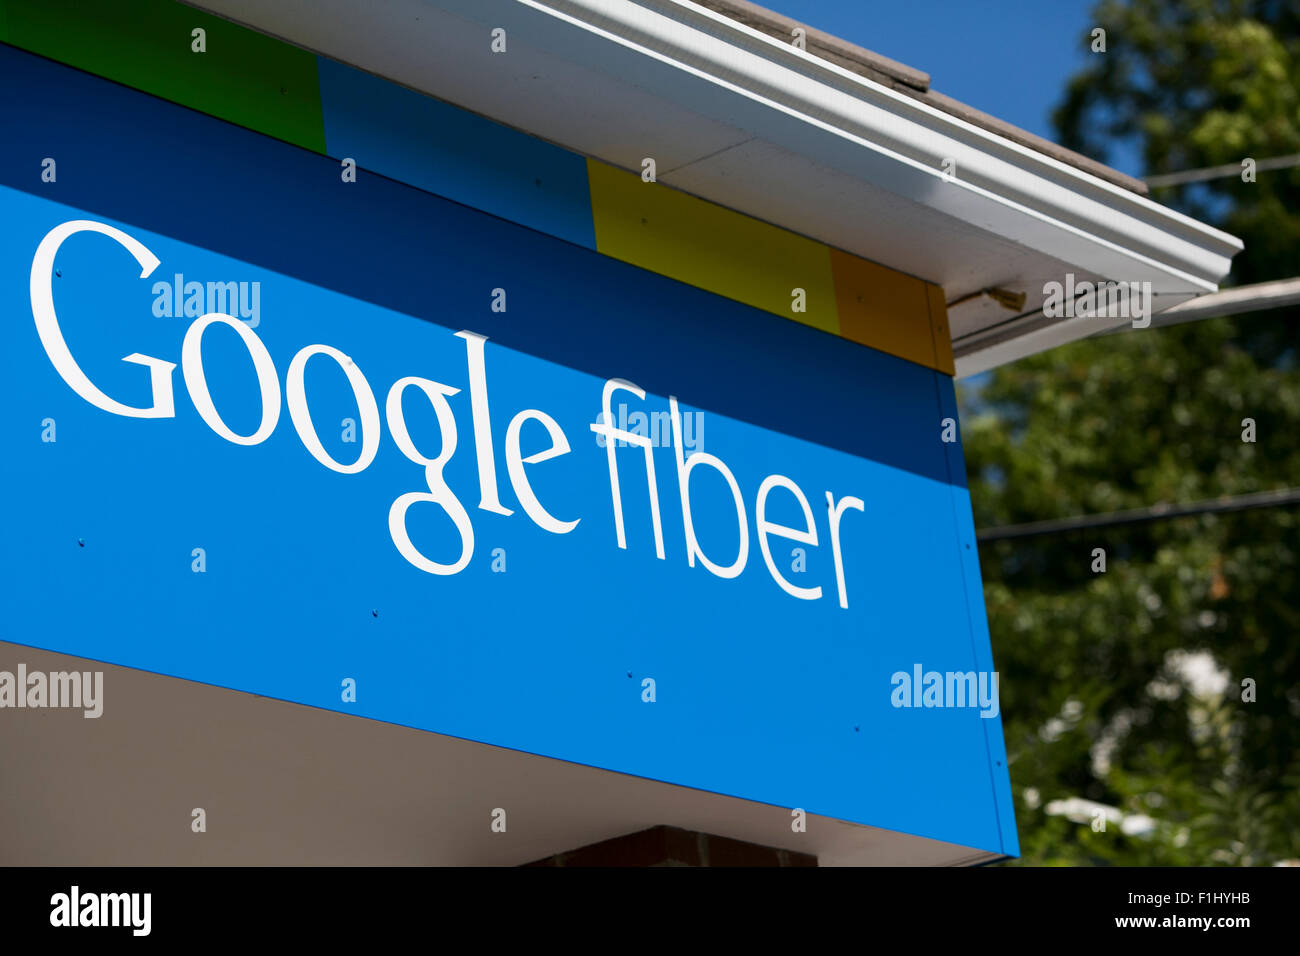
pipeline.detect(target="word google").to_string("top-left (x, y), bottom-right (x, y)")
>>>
top-left (31, 220), bottom-right (866, 607)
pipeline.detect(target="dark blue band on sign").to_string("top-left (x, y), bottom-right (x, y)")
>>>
top-left (0, 42), bottom-right (960, 489)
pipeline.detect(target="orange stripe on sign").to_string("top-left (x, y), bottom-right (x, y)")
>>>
top-left (830, 249), bottom-right (950, 374)
top-left (925, 283), bottom-right (955, 376)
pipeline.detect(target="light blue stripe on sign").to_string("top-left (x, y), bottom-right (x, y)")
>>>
top-left (316, 56), bottom-right (597, 250)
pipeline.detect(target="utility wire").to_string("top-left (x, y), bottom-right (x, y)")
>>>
top-left (1144, 152), bottom-right (1300, 188)
top-left (1095, 277), bottom-right (1300, 337)
top-left (1148, 277), bottom-right (1300, 325)
top-left (976, 487), bottom-right (1300, 542)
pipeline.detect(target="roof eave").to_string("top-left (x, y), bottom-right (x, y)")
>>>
top-left (184, 0), bottom-right (1244, 374)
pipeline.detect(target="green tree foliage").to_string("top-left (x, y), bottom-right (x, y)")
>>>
top-left (1055, 0), bottom-right (1299, 292)
top-left (966, 0), bottom-right (1300, 865)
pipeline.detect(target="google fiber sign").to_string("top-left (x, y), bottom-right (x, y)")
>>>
top-left (0, 42), bottom-right (1013, 857)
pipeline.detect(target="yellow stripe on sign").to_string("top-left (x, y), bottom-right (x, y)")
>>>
top-left (586, 159), bottom-right (840, 335)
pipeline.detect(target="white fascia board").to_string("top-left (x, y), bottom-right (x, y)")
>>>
top-left (954, 311), bottom-right (1133, 379)
top-left (953, 285), bottom-right (1215, 378)
top-left (458, 0), bottom-right (1242, 293)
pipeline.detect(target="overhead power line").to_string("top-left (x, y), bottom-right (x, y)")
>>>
top-left (1094, 277), bottom-right (1300, 338)
top-left (1144, 152), bottom-right (1300, 188)
top-left (976, 487), bottom-right (1300, 542)
top-left (1151, 277), bottom-right (1300, 325)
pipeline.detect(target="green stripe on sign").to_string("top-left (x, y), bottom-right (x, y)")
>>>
top-left (3, 0), bottom-right (325, 153)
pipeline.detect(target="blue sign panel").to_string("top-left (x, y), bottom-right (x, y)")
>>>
top-left (0, 44), bottom-right (1015, 856)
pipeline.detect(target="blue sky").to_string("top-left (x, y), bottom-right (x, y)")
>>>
top-left (769, 0), bottom-right (1143, 177)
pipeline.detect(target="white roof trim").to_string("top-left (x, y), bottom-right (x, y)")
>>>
top-left (517, 0), bottom-right (1240, 291)
top-left (186, 0), bottom-right (1243, 373)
